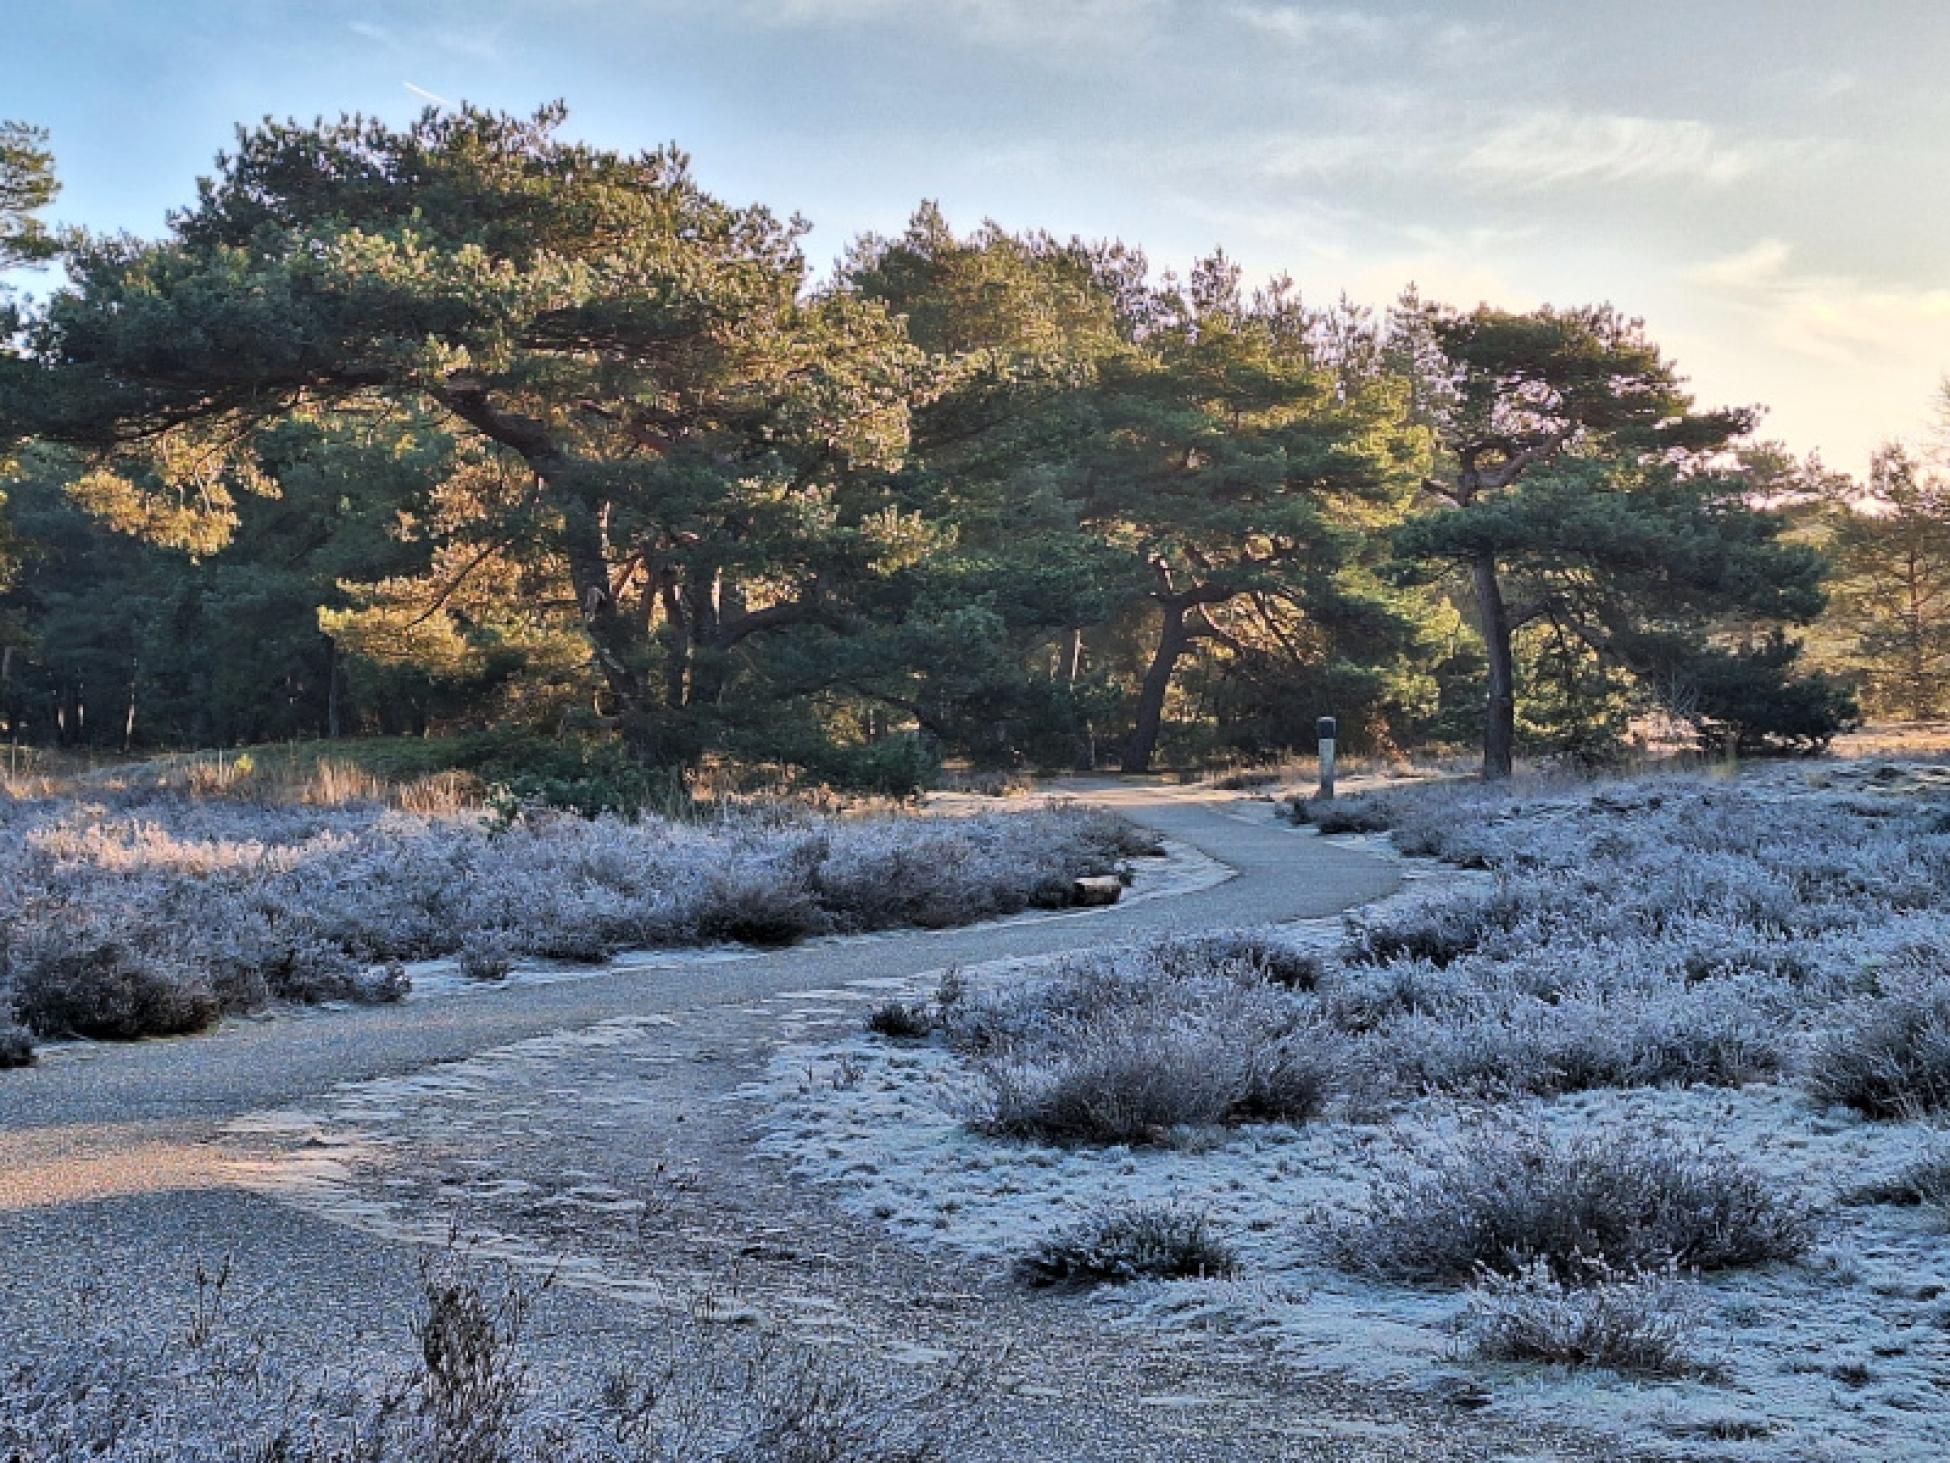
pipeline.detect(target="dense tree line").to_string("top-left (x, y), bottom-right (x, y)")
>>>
top-left (0, 105), bottom-right (1893, 781)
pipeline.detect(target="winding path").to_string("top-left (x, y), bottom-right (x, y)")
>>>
top-left (0, 783), bottom-right (1592, 1461)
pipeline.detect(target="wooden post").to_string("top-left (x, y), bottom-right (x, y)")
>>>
top-left (1317, 715), bottom-right (1338, 801)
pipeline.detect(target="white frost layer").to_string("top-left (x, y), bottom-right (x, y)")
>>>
top-left (754, 773), bottom-right (1950, 1463)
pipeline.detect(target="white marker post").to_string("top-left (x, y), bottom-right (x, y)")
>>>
top-left (1317, 715), bottom-right (1337, 801)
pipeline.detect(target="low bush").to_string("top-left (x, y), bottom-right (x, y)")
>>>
top-left (974, 1019), bottom-right (1242, 1144)
top-left (0, 1247), bottom-right (982, 1461)
top-left (9, 928), bottom-right (221, 1041)
top-left (1329, 1128), bottom-right (1814, 1286)
top-left (0, 792), bottom-right (1137, 1047)
top-left (1808, 982), bottom-right (1950, 1118)
top-left (0, 1022), bottom-right (34, 1067)
top-left (1292, 795), bottom-right (1395, 834)
top-left (1384, 991), bottom-right (1788, 1099)
top-left (955, 938), bottom-right (1341, 1145)
top-left (1343, 887), bottom-right (1529, 969)
top-left (1163, 928), bottom-right (1324, 990)
top-left (1461, 1261), bottom-right (1711, 1379)
top-left (1016, 1204), bottom-right (1239, 1288)
top-left (1843, 1144), bottom-right (1950, 1213)
top-left (1231, 1029), bottom-right (1342, 1123)
top-left (458, 931), bottom-right (516, 982)
top-left (864, 1001), bottom-right (934, 1040)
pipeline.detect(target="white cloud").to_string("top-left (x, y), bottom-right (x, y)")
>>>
top-left (1668, 241), bottom-right (1950, 469)
top-left (1690, 242), bottom-right (1950, 369)
top-left (1226, 5), bottom-right (1396, 46)
top-left (1460, 111), bottom-right (1805, 189)
top-left (752, 0), bottom-right (1168, 43)
top-left (1692, 238), bottom-right (1794, 289)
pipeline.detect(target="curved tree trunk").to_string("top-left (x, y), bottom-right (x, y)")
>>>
top-left (1473, 551), bottom-right (1516, 780)
top-left (1123, 601), bottom-right (1188, 774)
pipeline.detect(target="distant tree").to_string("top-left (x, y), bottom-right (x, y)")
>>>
top-left (1822, 444), bottom-right (1950, 720)
top-left (1397, 303), bottom-right (1839, 774)
top-left (0, 121), bottom-right (59, 693)
top-left (0, 120), bottom-right (58, 273)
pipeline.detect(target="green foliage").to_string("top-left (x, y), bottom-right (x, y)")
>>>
top-left (1397, 301), bottom-right (1841, 772)
top-left (1624, 629), bottom-right (1859, 754)
top-left (0, 120), bottom-right (59, 273)
top-left (1818, 443), bottom-right (1950, 720)
top-left (0, 110), bottom-right (1866, 773)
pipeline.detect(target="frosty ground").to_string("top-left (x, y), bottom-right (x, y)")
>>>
top-left (763, 765), bottom-right (1950, 1462)
top-left (9, 767), bottom-right (1945, 1459)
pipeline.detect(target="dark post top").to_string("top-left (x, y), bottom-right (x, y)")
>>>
top-left (1317, 716), bottom-right (1338, 741)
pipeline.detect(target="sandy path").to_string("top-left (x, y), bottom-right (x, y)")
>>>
top-left (0, 782), bottom-right (1600, 1459)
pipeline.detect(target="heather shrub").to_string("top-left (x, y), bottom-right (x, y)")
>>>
top-left (1231, 1027), bottom-right (1342, 1123)
top-left (1016, 1204), bottom-right (1239, 1288)
top-left (1329, 1128), bottom-right (1814, 1285)
top-left (1461, 1261), bottom-right (1711, 1379)
top-left (1292, 795), bottom-right (1395, 834)
top-left (1384, 989), bottom-right (1788, 1099)
top-left (8, 927), bottom-right (221, 1040)
top-left (458, 930), bottom-right (516, 982)
top-left (973, 1019), bottom-right (1243, 1144)
top-left (956, 938), bottom-right (1340, 1144)
top-left (0, 1248), bottom-right (980, 1462)
top-left (1162, 927), bottom-right (1324, 990)
top-left (1343, 887), bottom-right (1530, 968)
top-left (1844, 1143), bottom-right (1950, 1214)
top-left (1808, 981), bottom-right (1950, 1118)
top-left (864, 1001), bottom-right (934, 1040)
top-left (0, 1022), bottom-right (34, 1067)
top-left (0, 791), bottom-right (1137, 1046)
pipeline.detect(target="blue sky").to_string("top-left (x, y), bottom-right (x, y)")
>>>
top-left (9, 0), bottom-right (1948, 474)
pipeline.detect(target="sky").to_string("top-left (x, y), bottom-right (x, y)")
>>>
top-left (7, 0), bottom-right (1948, 476)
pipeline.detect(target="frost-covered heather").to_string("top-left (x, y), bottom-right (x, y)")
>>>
top-left (0, 789), bottom-right (1147, 1047)
top-left (1, 1250), bottom-right (979, 1461)
top-left (761, 766), bottom-right (1950, 1461)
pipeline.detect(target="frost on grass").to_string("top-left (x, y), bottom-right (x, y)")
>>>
top-left (1016, 1204), bottom-right (1239, 1289)
top-left (1, 1247), bottom-right (980, 1461)
top-left (761, 766), bottom-right (1950, 1461)
top-left (1460, 1261), bottom-right (1712, 1380)
top-left (947, 938), bottom-right (1343, 1144)
top-left (1325, 1126), bottom-right (1813, 1285)
top-left (0, 789), bottom-right (1140, 1044)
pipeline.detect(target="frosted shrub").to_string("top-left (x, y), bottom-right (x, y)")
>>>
top-left (8, 923), bottom-right (221, 1041)
top-left (1808, 979), bottom-right (1950, 1118)
top-left (1017, 1204), bottom-right (1239, 1288)
top-left (1386, 988), bottom-right (1788, 1098)
top-left (1343, 886), bottom-right (1532, 969)
top-left (458, 930), bottom-right (517, 982)
top-left (1295, 770), bottom-right (1950, 1105)
top-left (1461, 1261), bottom-right (1711, 1379)
top-left (1160, 927), bottom-right (1324, 990)
top-left (0, 791), bottom-right (1136, 1045)
top-left (1329, 1127), bottom-right (1814, 1285)
top-left (864, 1000), bottom-right (934, 1040)
top-left (974, 1018), bottom-right (1244, 1144)
top-left (956, 938), bottom-right (1341, 1145)
top-left (0, 1022), bottom-right (33, 1067)
top-left (0, 1248), bottom-right (981, 1462)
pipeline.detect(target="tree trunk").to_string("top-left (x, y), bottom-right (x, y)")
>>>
top-left (1474, 552), bottom-right (1516, 780)
top-left (325, 637), bottom-right (342, 740)
top-left (1123, 602), bottom-right (1189, 774)
top-left (122, 654), bottom-right (138, 753)
top-left (433, 384), bottom-right (653, 731)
